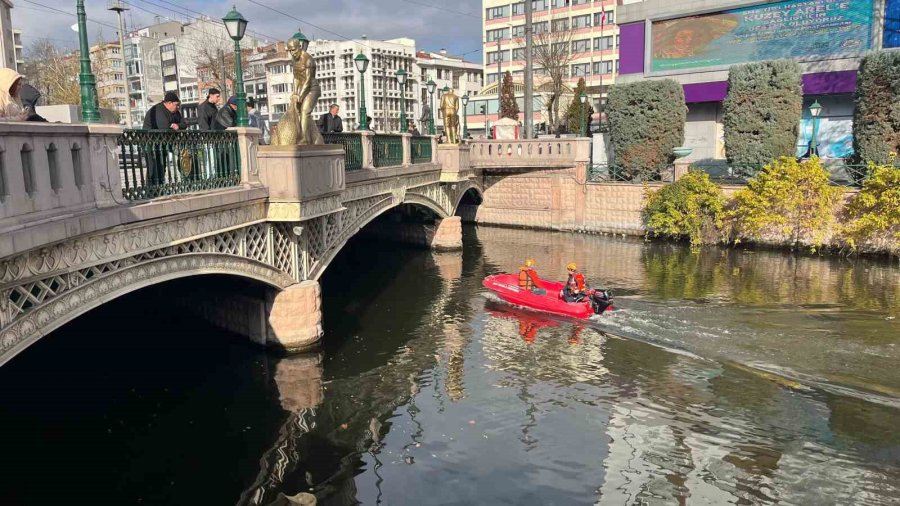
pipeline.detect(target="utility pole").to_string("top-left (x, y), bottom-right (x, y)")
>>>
top-left (524, 0), bottom-right (533, 138)
top-left (108, 0), bottom-right (132, 127)
top-left (218, 49), bottom-right (227, 96)
top-left (497, 37), bottom-right (502, 91)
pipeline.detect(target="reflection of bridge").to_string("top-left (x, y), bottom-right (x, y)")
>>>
top-left (0, 123), bottom-right (588, 365)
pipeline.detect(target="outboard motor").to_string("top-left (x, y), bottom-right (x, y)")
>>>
top-left (590, 289), bottom-right (613, 314)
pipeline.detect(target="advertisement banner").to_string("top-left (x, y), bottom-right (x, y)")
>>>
top-left (650, 0), bottom-right (874, 72)
top-left (885, 0), bottom-right (900, 48)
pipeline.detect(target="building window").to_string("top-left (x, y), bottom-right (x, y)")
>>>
top-left (572, 63), bottom-right (590, 76)
top-left (511, 25), bottom-right (526, 37)
top-left (512, 48), bottom-right (526, 60)
top-left (272, 83), bottom-right (293, 93)
top-left (512, 2), bottom-right (525, 15)
top-left (486, 6), bottom-right (509, 20)
top-left (532, 21), bottom-right (549, 34)
top-left (594, 36), bottom-right (614, 51)
top-left (487, 50), bottom-right (509, 64)
top-left (594, 10), bottom-right (614, 26)
top-left (592, 60), bottom-right (613, 75)
top-left (572, 39), bottom-right (590, 53)
top-left (551, 18), bottom-right (569, 31)
top-left (552, 42), bottom-right (569, 53)
top-left (486, 28), bottom-right (509, 42)
top-left (571, 0), bottom-right (589, 4)
top-left (572, 15), bottom-right (590, 29)
top-left (532, 0), bottom-right (546, 10)
top-left (551, 0), bottom-right (569, 7)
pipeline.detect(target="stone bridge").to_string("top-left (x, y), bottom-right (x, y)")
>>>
top-left (0, 123), bottom-right (587, 365)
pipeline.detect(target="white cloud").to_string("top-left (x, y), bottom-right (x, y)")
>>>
top-left (12, 0), bottom-right (484, 61)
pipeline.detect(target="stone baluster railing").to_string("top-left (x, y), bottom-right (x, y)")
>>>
top-left (467, 138), bottom-right (591, 168)
top-left (0, 122), bottom-right (124, 228)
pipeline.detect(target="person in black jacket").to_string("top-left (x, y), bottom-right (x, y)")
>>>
top-left (317, 104), bottom-right (343, 133)
top-left (19, 83), bottom-right (47, 122)
top-left (197, 88), bottom-right (220, 131)
top-left (142, 92), bottom-right (185, 186)
top-left (213, 96), bottom-right (238, 130)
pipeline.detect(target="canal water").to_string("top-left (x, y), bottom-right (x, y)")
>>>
top-left (1, 226), bottom-right (899, 505)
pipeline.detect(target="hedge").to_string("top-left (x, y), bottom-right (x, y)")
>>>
top-left (853, 51), bottom-right (900, 165)
top-left (607, 79), bottom-right (686, 176)
top-left (723, 60), bottom-right (803, 166)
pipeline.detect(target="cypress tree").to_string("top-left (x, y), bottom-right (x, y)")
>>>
top-left (499, 71), bottom-right (519, 121)
top-left (607, 79), bottom-right (686, 175)
top-left (853, 50), bottom-right (900, 164)
top-left (565, 77), bottom-right (593, 134)
top-left (723, 60), bottom-right (803, 166)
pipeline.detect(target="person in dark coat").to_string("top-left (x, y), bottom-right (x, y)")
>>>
top-left (142, 92), bottom-right (184, 186)
top-left (19, 83), bottom-right (47, 122)
top-left (317, 103), bottom-right (343, 133)
top-left (213, 96), bottom-right (238, 131)
top-left (197, 88), bottom-right (220, 131)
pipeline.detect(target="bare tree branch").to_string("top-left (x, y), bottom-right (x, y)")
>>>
top-left (529, 15), bottom-right (576, 133)
top-left (21, 39), bottom-right (80, 106)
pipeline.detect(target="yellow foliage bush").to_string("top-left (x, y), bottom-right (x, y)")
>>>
top-left (726, 157), bottom-right (842, 251)
top-left (843, 155), bottom-right (900, 256)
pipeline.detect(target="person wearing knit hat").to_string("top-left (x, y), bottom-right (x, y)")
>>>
top-left (142, 92), bottom-right (185, 186)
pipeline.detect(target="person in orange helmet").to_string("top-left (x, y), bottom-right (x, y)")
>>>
top-left (562, 262), bottom-right (586, 302)
top-left (518, 258), bottom-right (546, 295)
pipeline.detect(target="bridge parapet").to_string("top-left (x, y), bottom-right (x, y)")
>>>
top-left (468, 138), bottom-right (591, 169)
top-left (0, 122), bottom-right (124, 231)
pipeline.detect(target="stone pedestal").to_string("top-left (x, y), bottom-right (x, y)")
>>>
top-left (266, 280), bottom-right (323, 352)
top-left (431, 216), bottom-right (462, 250)
top-left (674, 160), bottom-right (691, 181)
top-left (229, 126), bottom-right (261, 184)
top-left (437, 144), bottom-right (473, 182)
top-left (258, 145), bottom-right (346, 221)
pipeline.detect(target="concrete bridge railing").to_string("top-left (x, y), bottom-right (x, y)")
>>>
top-left (468, 138), bottom-right (591, 169)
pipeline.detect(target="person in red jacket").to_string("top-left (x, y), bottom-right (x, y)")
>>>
top-left (562, 262), bottom-right (586, 302)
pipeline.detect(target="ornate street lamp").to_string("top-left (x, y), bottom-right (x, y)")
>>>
top-left (223, 6), bottom-right (249, 127)
top-left (354, 53), bottom-right (370, 131)
top-left (808, 99), bottom-right (822, 157)
top-left (396, 68), bottom-right (407, 133)
top-left (461, 93), bottom-right (470, 140)
top-left (579, 92), bottom-right (588, 137)
top-left (76, 0), bottom-right (101, 123)
top-left (426, 79), bottom-right (436, 135)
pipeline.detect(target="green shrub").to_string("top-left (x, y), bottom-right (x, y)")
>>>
top-left (727, 157), bottom-right (842, 250)
top-left (723, 60), bottom-right (803, 166)
top-left (644, 171), bottom-right (726, 248)
top-left (565, 77), bottom-right (592, 134)
top-left (843, 156), bottom-right (900, 255)
top-left (853, 51), bottom-right (900, 165)
top-left (607, 79), bottom-right (686, 177)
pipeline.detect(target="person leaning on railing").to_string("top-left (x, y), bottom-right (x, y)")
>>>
top-left (0, 68), bottom-right (28, 121)
top-left (142, 92), bottom-right (186, 186)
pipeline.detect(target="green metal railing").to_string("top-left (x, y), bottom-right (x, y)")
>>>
top-left (588, 164), bottom-right (675, 183)
top-left (118, 130), bottom-right (240, 201)
top-left (323, 133), bottom-right (363, 171)
top-left (373, 135), bottom-right (403, 168)
top-left (690, 162), bottom-right (898, 187)
top-left (410, 136), bottom-right (432, 164)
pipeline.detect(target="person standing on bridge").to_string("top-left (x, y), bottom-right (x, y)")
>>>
top-left (197, 88), bottom-right (220, 131)
top-left (0, 68), bottom-right (27, 121)
top-left (318, 103), bottom-right (343, 134)
top-left (142, 92), bottom-right (185, 186)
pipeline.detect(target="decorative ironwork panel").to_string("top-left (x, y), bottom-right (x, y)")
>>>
top-left (411, 136), bottom-right (432, 164)
top-left (373, 135), bottom-right (403, 168)
top-left (245, 224), bottom-right (269, 264)
top-left (272, 223), bottom-right (297, 280)
top-left (323, 133), bottom-right (363, 171)
top-left (118, 129), bottom-right (241, 201)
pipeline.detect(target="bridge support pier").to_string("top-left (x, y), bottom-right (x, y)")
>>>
top-left (431, 216), bottom-right (462, 250)
top-left (267, 281), bottom-right (323, 353)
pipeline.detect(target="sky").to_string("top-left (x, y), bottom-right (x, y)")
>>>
top-left (13, 0), bottom-right (486, 62)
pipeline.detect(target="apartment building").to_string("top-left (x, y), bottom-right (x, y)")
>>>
top-left (266, 37), bottom-right (420, 133)
top-left (12, 27), bottom-right (22, 71)
top-left (125, 21), bottom-right (183, 126)
top-left (90, 42), bottom-right (128, 123)
top-left (417, 49), bottom-right (483, 133)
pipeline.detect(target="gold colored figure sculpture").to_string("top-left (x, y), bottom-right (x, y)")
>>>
top-left (439, 87), bottom-right (460, 145)
top-left (271, 31), bottom-right (324, 146)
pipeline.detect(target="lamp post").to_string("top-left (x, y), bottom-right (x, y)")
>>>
top-left (222, 6), bottom-right (249, 127)
top-left (808, 99), bottom-right (822, 157)
top-left (579, 92), bottom-right (588, 137)
top-left (461, 93), bottom-right (470, 140)
top-left (354, 53), bottom-right (369, 130)
top-left (426, 79), bottom-right (436, 135)
top-left (76, 0), bottom-right (100, 123)
top-left (396, 68), bottom-right (407, 133)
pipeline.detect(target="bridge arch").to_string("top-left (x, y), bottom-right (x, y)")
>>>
top-left (0, 254), bottom-right (293, 366)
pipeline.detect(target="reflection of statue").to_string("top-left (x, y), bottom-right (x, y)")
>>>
top-left (439, 88), bottom-right (460, 144)
top-left (271, 31), bottom-right (324, 146)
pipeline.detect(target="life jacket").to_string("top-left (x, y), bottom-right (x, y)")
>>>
top-left (566, 272), bottom-right (585, 292)
top-left (519, 266), bottom-right (535, 290)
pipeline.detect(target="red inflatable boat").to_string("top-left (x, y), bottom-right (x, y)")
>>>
top-left (482, 274), bottom-right (613, 319)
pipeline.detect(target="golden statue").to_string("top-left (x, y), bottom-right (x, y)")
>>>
top-left (439, 87), bottom-right (460, 144)
top-left (271, 31), bottom-right (324, 146)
